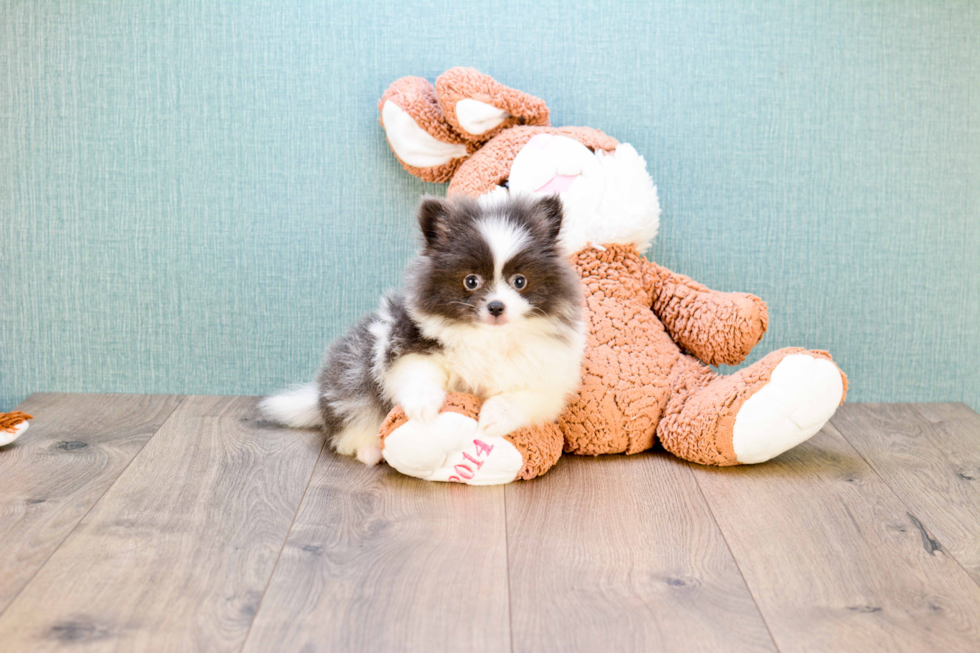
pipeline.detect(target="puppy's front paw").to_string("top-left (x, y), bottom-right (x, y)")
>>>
top-left (478, 396), bottom-right (522, 439)
top-left (400, 388), bottom-right (447, 423)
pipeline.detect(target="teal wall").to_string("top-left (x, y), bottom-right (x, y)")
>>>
top-left (2, 1), bottom-right (978, 411)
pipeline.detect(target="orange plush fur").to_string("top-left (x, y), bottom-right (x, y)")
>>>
top-left (377, 68), bottom-right (847, 482)
top-left (0, 412), bottom-right (32, 433)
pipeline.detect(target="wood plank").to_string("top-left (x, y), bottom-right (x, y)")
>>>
top-left (913, 403), bottom-right (980, 490)
top-left (505, 453), bottom-right (777, 653)
top-left (241, 449), bottom-right (511, 653)
top-left (832, 403), bottom-right (980, 585)
top-left (0, 393), bottom-right (182, 615)
top-left (0, 395), bottom-right (322, 652)
top-left (692, 418), bottom-right (980, 652)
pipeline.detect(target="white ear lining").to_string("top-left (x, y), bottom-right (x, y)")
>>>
top-left (381, 100), bottom-right (468, 168)
top-left (455, 99), bottom-right (510, 135)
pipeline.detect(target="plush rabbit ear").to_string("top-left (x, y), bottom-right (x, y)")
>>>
top-left (435, 68), bottom-right (550, 143)
top-left (379, 76), bottom-right (471, 183)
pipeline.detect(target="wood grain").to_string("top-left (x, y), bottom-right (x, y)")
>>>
top-left (0, 396), bottom-right (322, 652)
top-left (0, 393), bottom-right (182, 615)
top-left (504, 453), bottom-right (776, 653)
top-left (4, 397), bottom-right (980, 652)
top-left (832, 403), bottom-right (980, 585)
top-left (692, 420), bottom-right (980, 652)
top-left (912, 403), bottom-right (980, 473)
top-left (241, 449), bottom-right (511, 653)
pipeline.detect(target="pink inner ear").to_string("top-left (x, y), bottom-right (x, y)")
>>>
top-left (526, 133), bottom-right (557, 150)
top-left (536, 174), bottom-right (579, 194)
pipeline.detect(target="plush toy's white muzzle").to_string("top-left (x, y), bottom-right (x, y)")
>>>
top-left (496, 134), bottom-right (662, 255)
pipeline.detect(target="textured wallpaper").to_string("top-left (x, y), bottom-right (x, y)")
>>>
top-left (1, 0), bottom-right (978, 411)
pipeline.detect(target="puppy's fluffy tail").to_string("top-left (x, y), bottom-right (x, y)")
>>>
top-left (259, 383), bottom-right (323, 428)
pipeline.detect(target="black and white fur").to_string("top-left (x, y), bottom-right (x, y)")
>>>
top-left (260, 194), bottom-right (585, 466)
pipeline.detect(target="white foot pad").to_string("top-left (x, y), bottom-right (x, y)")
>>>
top-left (0, 420), bottom-right (29, 447)
top-left (732, 354), bottom-right (844, 464)
top-left (382, 412), bottom-right (524, 485)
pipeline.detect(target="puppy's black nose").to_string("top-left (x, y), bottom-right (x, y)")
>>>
top-left (487, 301), bottom-right (505, 317)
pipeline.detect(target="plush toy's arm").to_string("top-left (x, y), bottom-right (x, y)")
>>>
top-left (642, 260), bottom-right (769, 366)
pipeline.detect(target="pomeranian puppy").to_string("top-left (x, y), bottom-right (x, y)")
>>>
top-left (260, 193), bottom-right (585, 466)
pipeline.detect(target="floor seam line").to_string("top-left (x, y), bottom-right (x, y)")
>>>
top-left (504, 486), bottom-right (515, 653)
top-left (907, 404), bottom-right (980, 503)
top-left (238, 437), bottom-right (327, 653)
top-left (830, 408), bottom-right (980, 591)
top-left (686, 461), bottom-right (783, 653)
top-left (0, 394), bottom-right (188, 622)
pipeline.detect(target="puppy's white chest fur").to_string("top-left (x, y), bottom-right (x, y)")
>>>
top-left (421, 316), bottom-right (585, 400)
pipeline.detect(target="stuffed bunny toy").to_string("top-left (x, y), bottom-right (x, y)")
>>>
top-left (376, 68), bottom-right (847, 485)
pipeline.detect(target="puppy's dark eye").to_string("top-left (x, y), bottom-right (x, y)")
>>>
top-left (511, 274), bottom-right (527, 290)
top-left (463, 274), bottom-right (483, 291)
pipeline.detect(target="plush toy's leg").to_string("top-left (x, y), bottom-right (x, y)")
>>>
top-left (0, 412), bottom-right (32, 447)
top-left (379, 393), bottom-right (562, 485)
top-left (657, 348), bottom-right (847, 466)
top-left (502, 422), bottom-right (564, 481)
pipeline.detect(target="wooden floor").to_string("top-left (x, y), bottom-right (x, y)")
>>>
top-left (1, 395), bottom-right (979, 652)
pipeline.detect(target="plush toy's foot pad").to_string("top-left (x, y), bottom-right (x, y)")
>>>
top-left (0, 419), bottom-right (29, 447)
top-left (382, 411), bottom-right (523, 485)
top-left (732, 354), bottom-right (844, 464)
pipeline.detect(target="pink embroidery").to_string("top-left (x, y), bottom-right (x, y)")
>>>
top-left (447, 438), bottom-right (496, 483)
top-left (473, 439), bottom-right (494, 456)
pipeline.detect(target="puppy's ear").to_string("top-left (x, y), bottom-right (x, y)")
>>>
top-left (533, 194), bottom-right (564, 243)
top-left (418, 195), bottom-right (450, 248)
